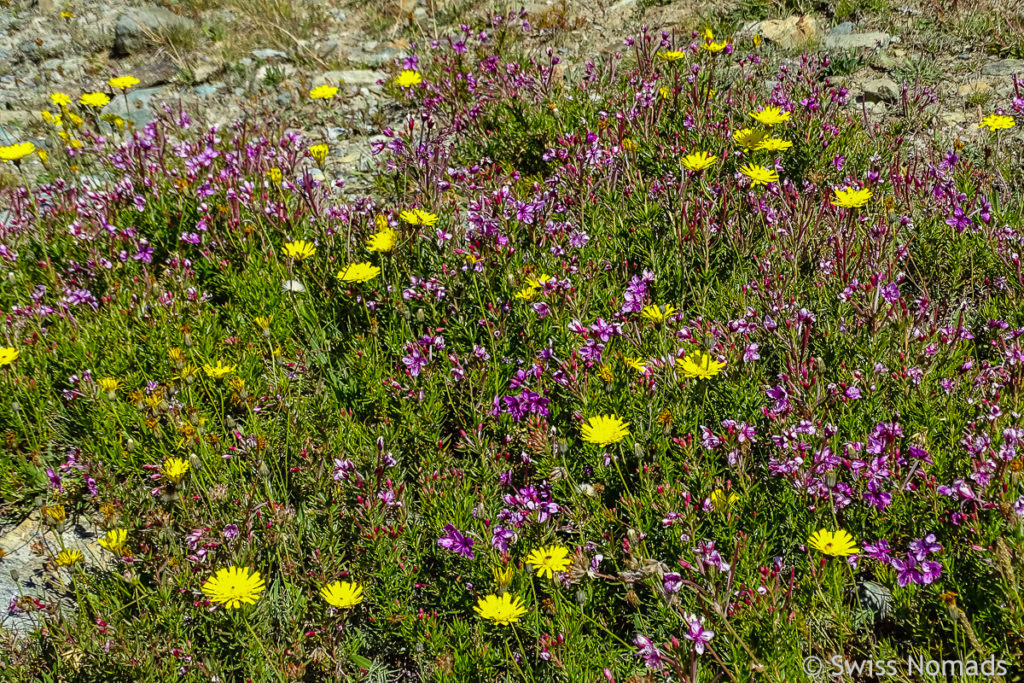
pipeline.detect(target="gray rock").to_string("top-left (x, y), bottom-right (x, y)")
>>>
top-left (195, 84), bottom-right (221, 98)
top-left (739, 15), bottom-right (819, 50)
top-left (251, 48), bottom-right (289, 61)
top-left (829, 22), bottom-right (854, 36)
top-left (114, 7), bottom-right (196, 57)
top-left (861, 77), bottom-right (900, 103)
top-left (979, 59), bottom-right (1024, 77)
top-left (824, 32), bottom-right (891, 51)
top-left (318, 40), bottom-right (341, 59)
top-left (319, 69), bottom-right (380, 86)
top-left (102, 87), bottom-right (168, 128)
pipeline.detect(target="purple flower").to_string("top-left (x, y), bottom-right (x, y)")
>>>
top-left (633, 635), bottom-right (664, 670)
top-left (223, 524), bottom-right (239, 540)
top-left (909, 534), bottom-right (942, 560)
top-left (683, 613), bottom-right (714, 655)
top-left (437, 524), bottom-right (475, 559)
top-left (663, 573), bottom-right (682, 594)
top-left (490, 525), bottom-right (514, 552)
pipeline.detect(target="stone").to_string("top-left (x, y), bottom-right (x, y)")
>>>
top-left (823, 32), bottom-right (891, 51)
top-left (753, 15), bottom-right (819, 50)
top-left (861, 77), bottom-right (900, 103)
top-left (195, 84), bottom-right (221, 98)
top-left (102, 87), bottom-right (167, 128)
top-left (0, 514), bottom-right (103, 635)
top-left (829, 21), bottom-right (854, 36)
top-left (958, 80), bottom-right (993, 98)
top-left (133, 59), bottom-right (179, 88)
top-left (114, 6), bottom-right (196, 57)
top-left (979, 59), bottom-right (1024, 77)
top-left (319, 69), bottom-right (380, 86)
top-left (191, 60), bottom-right (223, 84)
top-left (318, 40), bottom-right (341, 59)
top-left (251, 48), bottom-right (289, 61)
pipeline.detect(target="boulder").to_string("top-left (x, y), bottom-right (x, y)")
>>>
top-left (114, 7), bottom-right (195, 57)
top-left (753, 15), bottom-right (820, 50)
top-left (823, 31), bottom-right (891, 50)
top-left (861, 77), bottom-right (900, 103)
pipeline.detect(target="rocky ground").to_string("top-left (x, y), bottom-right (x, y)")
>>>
top-left (0, 0), bottom-right (1022, 637)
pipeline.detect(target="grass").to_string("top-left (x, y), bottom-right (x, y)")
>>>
top-left (1, 5), bottom-right (1024, 683)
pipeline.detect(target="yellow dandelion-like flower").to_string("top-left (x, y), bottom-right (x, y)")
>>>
top-left (98, 529), bottom-right (128, 554)
top-left (831, 186), bottom-right (873, 209)
top-left (808, 529), bottom-right (860, 557)
top-left (624, 357), bottom-right (647, 373)
top-left (41, 504), bottom-right (66, 526)
top-left (492, 566), bottom-right (514, 590)
top-left (659, 86), bottom-right (672, 99)
top-left (658, 50), bottom-right (686, 62)
top-left (366, 227), bottom-right (397, 253)
top-left (108, 75), bottom-right (140, 91)
top-left (526, 545), bottom-right (572, 579)
top-left (681, 150), bottom-right (717, 172)
top-left (80, 92), bottom-right (111, 108)
top-left (283, 240), bottom-right (317, 261)
top-left (203, 361), bottom-right (236, 379)
top-left (514, 285), bottom-right (537, 301)
top-left (254, 315), bottom-right (273, 331)
top-left (710, 489), bottom-right (738, 512)
top-left (732, 128), bottom-right (766, 149)
top-left (677, 351), bottom-right (726, 379)
top-left (399, 209), bottom-right (438, 226)
top-left (621, 138), bottom-right (637, 152)
top-left (474, 593), bottom-right (528, 625)
top-left (394, 70), bottom-right (423, 88)
top-left (337, 262), bottom-right (380, 283)
top-left (0, 142), bottom-right (36, 163)
top-left (581, 414), bottom-right (630, 446)
top-left (37, 149), bottom-right (49, 164)
top-left (161, 457), bottom-right (190, 484)
top-left (202, 566), bottom-right (266, 609)
top-left (749, 106), bottom-right (790, 126)
top-left (320, 581), bottom-right (364, 609)
top-left (739, 163), bottom-right (779, 187)
top-left (50, 92), bottom-right (72, 108)
top-left (754, 137), bottom-right (792, 152)
top-left (979, 114), bottom-right (1015, 131)
top-left (702, 40), bottom-right (729, 53)
top-left (56, 549), bottom-right (84, 567)
top-left (309, 144), bottom-right (329, 164)
top-left (0, 347), bottom-right (19, 365)
top-left (97, 377), bottom-right (121, 394)
top-left (641, 304), bottom-right (676, 323)
top-left (266, 167), bottom-right (283, 185)
top-left (309, 84), bottom-right (339, 100)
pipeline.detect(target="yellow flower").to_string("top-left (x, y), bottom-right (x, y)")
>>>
top-left (309, 84), bottom-right (339, 100)
top-left (97, 377), bottom-right (121, 394)
top-left (60, 11), bottom-right (74, 19)
top-left (641, 303), bottom-right (676, 323)
top-left (474, 593), bottom-right (529, 625)
top-left (0, 347), bottom-right (19, 366)
top-left (161, 457), bottom-right (190, 484)
top-left (80, 92), bottom-right (111, 108)
top-left (42, 504), bottom-right (66, 526)
top-left (108, 75), bottom-right (140, 91)
top-left (658, 50), bottom-right (686, 62)
top-left (399, 209), bottom-right (438, 226)
top-left (492, 565), bottom-right (514, 590)
top-left (979, 114), bottom-right (1015, 131)
top-left (581, 414), bottom-right (630, 446)
top-left (677, 350), bottom-right (726, 379)
top-left (254, 315), bottom-right (273, 331)
top-left (202, 566), bottom-right (266, 609)
top-left (732, 128), bottom-right (766, 149)
top-left (56, 549), bottom-right (84, 567)
top-left (395, 70), bottom-right (423, 88)
top-left (621, 138), bottom-right (637, 152)
top-left (309, 144), bottom-right (329, 164)
top-left (702, 27), bottom-right (714, 40)
top-left (366, 227), bottom-right (397, 253)
top-left (320, 580), bottom-right (364, 609)
top-left (703, 40), bottom-right (729, 53)
top-left (514, 285), bottom-right (537, 301)
top-left (831, 186), bottom-right (873, 209)
top-left (526, 545), bottom-right (572, 579)
top-left (283, 239), bottom-right (317, 261)
top-left (624, 357), bottom-right (647, 373)
top-left (710, 489), bottom-right (738, 512)
top-left (167, 347), bottom-right (186, 365)
top-left (681, 150), bottom-right (716, 172)
top-left (50, 92), bottom-right (72, 108)
top-left (739, 163), bottom-right (779, 186)
top-left (37, 149), bottom-right (48, 164)
top-left (753, 34), bottom-right (762, 48)
top-left (808, 528), bottom-right (860, 557)
top-left (203, 361), bottom-right (236, 378)
top-left (98, 529), bottom-right (128, 554)
top-left (266, 167), bottom-right (282, 185)
top-left (749, 106), bottom-right (790, 126)
top-left (337, 262), bottom-right (380, 283)
top-left (754, 137), bottom-right (792, 152)
top-left (659, 86), bottom-right (672, 99)
top-left (0, 142), bottom-right (36, 163)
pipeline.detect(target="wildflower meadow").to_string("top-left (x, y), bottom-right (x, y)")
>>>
top-left (1, 9), bottom-right (1024, 682)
